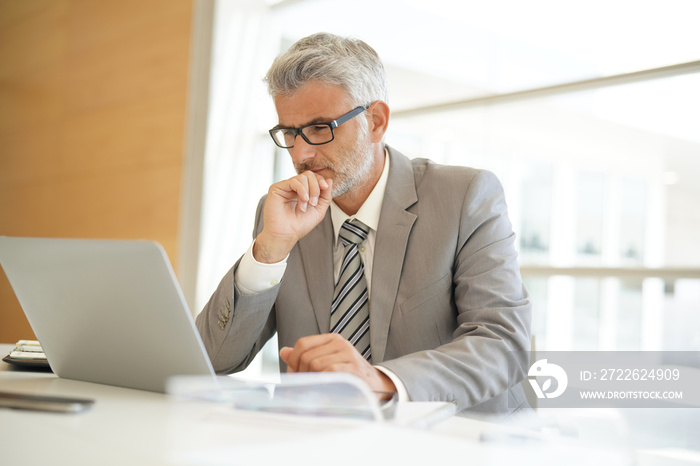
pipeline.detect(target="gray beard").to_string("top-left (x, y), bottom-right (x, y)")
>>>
top-left (294, 143), bottom-right (375, 199)
top-left (330, 145), bottom-right (375, 198)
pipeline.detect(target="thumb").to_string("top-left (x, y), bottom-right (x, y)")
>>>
top-left (279, 346), bottom-right (293, 367)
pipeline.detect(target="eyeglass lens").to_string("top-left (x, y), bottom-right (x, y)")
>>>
top-left (273, 124), bottom-right (333, 148)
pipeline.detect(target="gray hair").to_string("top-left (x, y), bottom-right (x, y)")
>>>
top-left (264, 32), bottom-right (388, 107)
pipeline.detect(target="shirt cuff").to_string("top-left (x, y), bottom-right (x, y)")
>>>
top-left (235, 239), bottom-right (288, 295)
top-left (375, 365), bottom-right (410, 402)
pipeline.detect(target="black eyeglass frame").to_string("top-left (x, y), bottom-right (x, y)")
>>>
top-left (268, 105), bottom-right (368, 149)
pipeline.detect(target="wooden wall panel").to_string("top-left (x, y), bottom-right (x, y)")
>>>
top-left (0, 0), bottom-right (194, 342)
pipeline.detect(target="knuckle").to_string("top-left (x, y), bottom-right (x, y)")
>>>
top-left (326, 363), bottom-right (343, 373)
top-left (295, 338), bottom-right (311, 352)
top-left (337, 336), bottom-right (353, 349)
top-left (298, 350), bottom-right (313, 366)
top-left (309, 359), bottom-right (324, 372)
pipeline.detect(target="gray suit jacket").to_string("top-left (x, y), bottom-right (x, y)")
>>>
top-left (196, 146), bottom-right (532, 417)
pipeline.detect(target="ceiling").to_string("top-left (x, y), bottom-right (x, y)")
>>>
top-left (268, 0), bottom-right (700, 144)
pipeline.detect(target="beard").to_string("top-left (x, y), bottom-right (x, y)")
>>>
top-left (294, 128), bottom-right (375, 199)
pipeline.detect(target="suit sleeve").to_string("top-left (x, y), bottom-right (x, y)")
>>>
top-left (377, 170), bottom-right (532, 412)
top-left (195, 196), bottom-right (279, 374)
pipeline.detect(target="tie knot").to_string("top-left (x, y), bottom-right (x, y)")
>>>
top-left (339, 219), bottom-right (369, 246)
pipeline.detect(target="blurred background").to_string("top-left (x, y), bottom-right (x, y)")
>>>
top-left (1, 0), bottom-right (699, 371)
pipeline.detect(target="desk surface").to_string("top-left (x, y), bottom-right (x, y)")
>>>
top-left (0, 344), bottom-right (696, 465)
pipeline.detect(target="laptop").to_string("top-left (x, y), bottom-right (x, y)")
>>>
top-left (0, 236), bottom-right (216, 392)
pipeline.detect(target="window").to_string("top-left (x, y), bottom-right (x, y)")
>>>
top-left (193, 1), bottom-right (700, 377)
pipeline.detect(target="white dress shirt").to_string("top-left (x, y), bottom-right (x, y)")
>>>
top-left (235, 150), bottom-right (409, 400)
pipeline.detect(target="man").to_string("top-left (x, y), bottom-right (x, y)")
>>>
top-left (196, 32), bottom-right (532, 416)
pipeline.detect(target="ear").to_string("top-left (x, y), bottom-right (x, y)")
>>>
top-left (366, 100), bottom-right (390, 143)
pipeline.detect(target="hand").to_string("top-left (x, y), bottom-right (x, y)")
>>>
top-left (279, 333), bottom-right (397, 396)
top-left (254, 171), bottom-right (333, 263)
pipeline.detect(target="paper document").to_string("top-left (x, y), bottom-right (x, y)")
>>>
top-left (167, 372), bottom-right (386, 420)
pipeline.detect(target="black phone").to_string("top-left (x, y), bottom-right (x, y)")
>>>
top-left (0, 391), bottom-right (94, 413)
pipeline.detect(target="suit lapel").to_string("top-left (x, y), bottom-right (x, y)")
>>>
top-left (369, 147), bottom-right (417, 362)
top-left (298, 212), bottom-right (335, 333)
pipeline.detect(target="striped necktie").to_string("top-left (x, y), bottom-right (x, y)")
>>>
top-left (331, 219), bottom-right (371, 362)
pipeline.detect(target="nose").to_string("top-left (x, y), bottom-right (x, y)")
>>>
top-left (288, 136), bottom-right (316, 166)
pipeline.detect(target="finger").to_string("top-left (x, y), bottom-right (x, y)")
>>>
top-left (290, 175), bottom-right (310, 213)
top-left (270, 176), bottom-right (308, 202)
top-left (302, 348), bottom-right (358, 373)
top-left (303, 171), bottom-right (322, 208)
top-left (295, 342), bottom-right (345, 373)
top-left (279, 346), bottom-right (293, 363)
top-left (279, 347), bottom-right (294, 372)
top-left (319, 178), bottom-right (332, 202)
top-left (285, 335), bottom-right (325, 372)
top-left (294, 335), bottom-right (356, 373)
top-left (285, 334), bottom-right (341, 372)
top-left (318, 176), bottom-right (329, 191)
top-left (274, 175), bottom-right (311, 213)
top-left (320, 362), bottom-right (356, 373)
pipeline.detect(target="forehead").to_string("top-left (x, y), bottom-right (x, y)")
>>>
top-left (274, 82), bottom-right (353, 127)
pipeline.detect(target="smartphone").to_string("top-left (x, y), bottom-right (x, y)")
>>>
top-left (0, 391), bottom-right (94, 413)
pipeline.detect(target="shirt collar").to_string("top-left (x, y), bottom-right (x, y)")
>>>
top-left (330, 148), bottom-right (390, 243)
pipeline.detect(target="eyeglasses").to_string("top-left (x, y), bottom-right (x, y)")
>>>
top-left (269, 105), bottom-right (367, 149)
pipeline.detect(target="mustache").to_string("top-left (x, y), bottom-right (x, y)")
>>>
top-left (294, 161), bottom-right (336, 174)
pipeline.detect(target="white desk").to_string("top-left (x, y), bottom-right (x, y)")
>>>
top-left (1, 344), bottom-right (696, 465)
